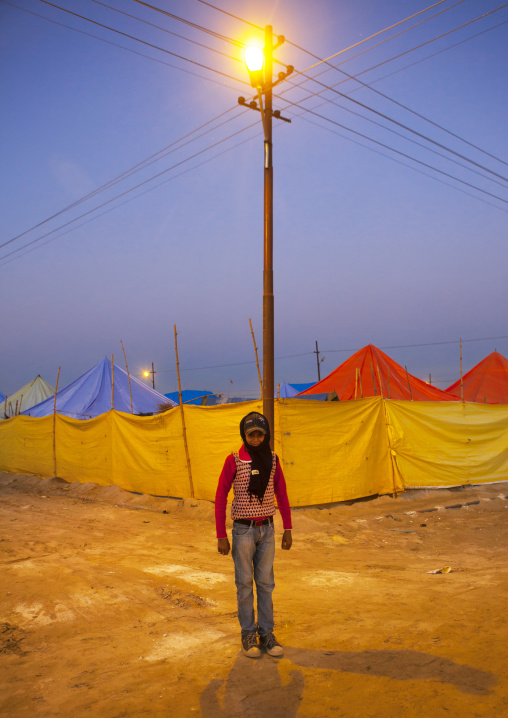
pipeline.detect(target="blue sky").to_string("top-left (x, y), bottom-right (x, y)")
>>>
top-left (1, 0), bottom-right (507, 398)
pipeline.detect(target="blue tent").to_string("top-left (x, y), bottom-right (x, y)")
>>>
top-left (0, 392), bottom-right (5, 403)
top-left (277, 382), bottom-right (314, 398)
top-left (23, 358), bottom-right (176, 419)
top-left (164, 390), bottom-right (218, 406)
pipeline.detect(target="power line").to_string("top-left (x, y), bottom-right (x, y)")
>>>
top-left (327, 335), bottom-right (508, 353)
top-left (0, 124), bottom-right (262, 266)
top-left (193, 0), bottom-right (263, 30)
top-left (155, 335), bottom-right (508, 373)
top-left (2, 0), bottom-right (244, 94)
top-left (290, 0), bottom-right (456, 74)
top-left (0, 118), bottom-right (262, 263)
top-left (131, 0), bottom-right (244, 47)
top-left (38, 0), bottom-right (249, 85)
top-left (276, 90), bottom-right (508, 208)
top-left (297, 112), bottom-right (508, 214)
top-left (89, 0), bottom-right (242, 63)
top-left (322, 1), bottom-right (508, 110)
top-left (0, 105), bottom-right (241, 251)
top-left (279, 78), bottom-right (508, 190)
top-left (285, 4), bottom-right (508, 173)
top-left (275, 14), bottom-right (508, 183)
top-left (359, 18), bottom-right (508, 94)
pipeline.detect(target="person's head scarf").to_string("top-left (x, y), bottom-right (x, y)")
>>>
top-left (239, 412), bottom-right (273, 504)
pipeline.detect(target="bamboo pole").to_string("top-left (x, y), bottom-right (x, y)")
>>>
top-left (15, 400), bottom-right (19, 416)
top-left (376, 363), bottom-right (384, 398)
top-left (249, 318), bottom-right (263, 399)
top-left (111, 355), bottom-right (114, 410)
top-left (354, 368), bottom-right (358, 400)
top-left (120, 340), bottom-right (134, 414)
top-left (386, 366), bottom-right (391, 399)
top-left (17, 395), bottom-right (23, 415)
top-left (460, 338), bottom-right (464, 403)
top-left (359, 370), bottom-right (363, 398)
top-left (405, 366), bottom-right (413, 401)
top-left (53, 366), bottom-right (60, 478)
top-left (370, 361), bottom-right (377, 396)
top-left (277, 383), bottom-right (280, 399)
top-left (174, 325), bottom-right (194, 498)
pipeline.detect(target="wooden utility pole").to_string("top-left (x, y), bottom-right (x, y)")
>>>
top-left (460, 338), bottom-right (464, 403)
top-left (262, 24), bottom-right (275, 445)
top-left (111, 355), bottom-right (114, 410)
top-left (314, 340), bottom-right (321, 381)
top-left (240, 27), bottom-right (292, 446)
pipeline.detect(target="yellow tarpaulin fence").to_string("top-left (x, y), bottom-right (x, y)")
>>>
top-left (0, 398), bottom-right (507, 506)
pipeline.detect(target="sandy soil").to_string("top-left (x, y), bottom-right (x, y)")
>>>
top-left (0, 472), bottom-right (507, 718)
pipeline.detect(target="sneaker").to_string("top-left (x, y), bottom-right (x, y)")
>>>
top-left (259, 632), bottom-right (284, 657)
top-left (241, 632), bottom-right (261, 658)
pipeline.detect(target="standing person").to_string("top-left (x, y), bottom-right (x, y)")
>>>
top-left (215, 411), bottom-right (292, 659)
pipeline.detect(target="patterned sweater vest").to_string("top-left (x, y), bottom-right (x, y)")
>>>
top-left (231, 452), bottom-right (276, 520)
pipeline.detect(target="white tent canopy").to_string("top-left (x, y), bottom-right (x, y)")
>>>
top-left (1, 375), bottom-right (54, 419)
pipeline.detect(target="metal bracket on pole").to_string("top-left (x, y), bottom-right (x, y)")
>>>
top-left (238, 96), bottom-right (291, 124)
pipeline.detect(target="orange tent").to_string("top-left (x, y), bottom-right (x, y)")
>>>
top-left (446, 351), bottom-right (508, 404)
top-left (297, 344), bottom-right (456, 401)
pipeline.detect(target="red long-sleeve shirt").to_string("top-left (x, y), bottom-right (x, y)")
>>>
top-left (215, 445), bottom-right (292, 539)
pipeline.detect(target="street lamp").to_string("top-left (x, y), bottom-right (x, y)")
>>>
top-left (143, 362), bottom-right (156, 389)
top-left (239, 26), bottom-right (292, 447)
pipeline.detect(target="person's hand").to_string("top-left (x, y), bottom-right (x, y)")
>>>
top-left (281, 530), bottom-right (292, 550)
top-left (217, 537), bottom-right (231, 555)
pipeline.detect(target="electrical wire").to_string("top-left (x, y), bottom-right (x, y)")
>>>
top-left (88, 0), bottom-right (242, 63)
top-left (193, 0), bottom-right (263, 31)
top-left (358, 18), bottom-right (508, 94)
top-left (3, 0), bottom-right (244, 91)
top-left (292, 0), bottom-right (464, 75)
top-left (38, 0), bottom-right (249, 85)
top-left (285, 7), bottom-right (508, 172)
top-left (273, 18), bottom-right (508, 182)
top-left (154, 335), bottom-right (508, 373)
top-left (318, 2), bottom-right (508, 101)
top-left (0, 118), bottom-right (262, 264)
top-left (297, 112), bottom-right (508, 214)
top-left (3, 0), bottom-right (506, 261)
top-left (0, 123), bottom-right (262, 267)
top-left (192, 0), bottom-right (508, 186)
top-left (278, 79), bottom-right (508, 190)
top-left (0, 104), bottom-right (242, 251)
top-left (285, 103), bottom-right (508, 206)
top-left (131, 0), bottom-right (244, 47)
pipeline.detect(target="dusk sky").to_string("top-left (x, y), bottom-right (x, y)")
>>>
top-left (1, 0), bottom-right (507, 399)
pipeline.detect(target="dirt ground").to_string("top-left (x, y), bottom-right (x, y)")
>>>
top-left (0, 472), bottom-right (507, 718)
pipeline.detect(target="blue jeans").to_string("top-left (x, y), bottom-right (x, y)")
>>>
top-left (232, 521), bottom-right (275, 636)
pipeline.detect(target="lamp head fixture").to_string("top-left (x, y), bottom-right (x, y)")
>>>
top-left (245, 45), bottom-right (264, 88)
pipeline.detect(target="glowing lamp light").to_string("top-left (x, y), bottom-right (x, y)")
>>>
top-left (143, 371), bottom-right (150, 378)
top-left (245, 45), bottom-right (264, 88)
top-left (245, 45), bottom-right (263, 72)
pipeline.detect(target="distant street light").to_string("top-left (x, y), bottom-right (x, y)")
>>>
top-left (239, 26), bottom-right (293, 445)
top-left (143, 362), bottom-right (156, 389)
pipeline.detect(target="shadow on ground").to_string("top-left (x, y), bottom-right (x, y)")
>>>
top-left (200, 646), bottom-right (495, 717)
